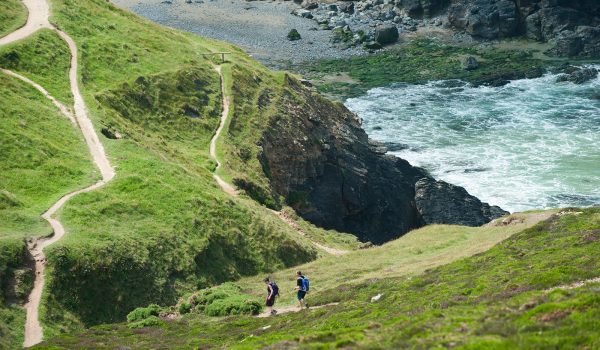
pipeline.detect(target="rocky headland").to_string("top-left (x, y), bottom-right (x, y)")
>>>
top-left (261, 76), bottom-right (507, 243)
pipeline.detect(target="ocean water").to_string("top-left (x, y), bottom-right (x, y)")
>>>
top-left (345, 68), bottom-right (600, 212)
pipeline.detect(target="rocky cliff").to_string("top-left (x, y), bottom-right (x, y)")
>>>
top-left (295, 0), bottom-right (600, 58)
top-left (260, 76), bottom-right (507, 243)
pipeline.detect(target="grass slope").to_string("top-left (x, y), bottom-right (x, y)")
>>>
top-left (4, 0), bottom-right (362, 340)
top-left (36, 208), bottom-right (600, 349)
top-left (0, 29), bottom-right (74, 105)
top-left (0, 0), bottom-right (27, 39)
top-left (0, 0), bottom-right (345, 346)
top-left (0, 71), bottom-right (94, 350)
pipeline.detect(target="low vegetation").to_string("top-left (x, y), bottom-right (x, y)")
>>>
top-left (36, 208), bottom-right (600, 349)
top-left (0, 29), bottom-right (74, 105)
top-left (0, 0), bottom-right (27, 38)
top-left (300, 39), bottom-right (560, 98)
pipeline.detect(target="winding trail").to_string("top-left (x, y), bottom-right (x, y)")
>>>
top-left (257, 302), bottom-right (339, 318)
top-left (209, 65), bottom-right (238, 197)
top-left (1, 0), bottom-right (115, 347)
top-left (0, 0), bottom-right (51, 46)
top-left (209, 65), bottom-right (348, 256)
top-left (544, 277), bottom-right (600, 293)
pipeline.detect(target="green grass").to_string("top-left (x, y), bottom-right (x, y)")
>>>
top-left (0, 73), bottom-right (96, 241)
top-left (0, 29), bottom-right (74, 105)
top-left (300, 39), bottom-right (561, 99)
top-left (0, 0), bottom-right (350, 346)
top-left (6, 0), bottom-right (353, 338)
top-left (36, 208), bottom-right (600, 349)
top-left (281, 207), bottom-right (364, 252)
top-left (0, 0), bottom-right (27, 39)
top-left (0, 304), bottom-right (25, 350)
top-left (0, 71), bottom-right (94, 350)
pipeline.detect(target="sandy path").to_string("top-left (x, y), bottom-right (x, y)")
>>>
top-left (209, 65), bottom-right (238, 196)
top-left (0, 0), bottom-right (115, 347)
top-left (273, 210), bottom-right (348, 256)
top-left (257, 302), bottom-right (339, 318)
top-left (0, 0), bottom-right (51, 46)
top-left (544, 277), bottom-right (600, 293)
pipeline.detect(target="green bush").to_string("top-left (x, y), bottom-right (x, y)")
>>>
top-left (127, 315), bottom-right (163, 329)
top-left (204, 296), bottom-right (262, 316)
top-left (178, 302), bottom-right (192, 315)
top-left (287, 29), bottom-right (301, 41)
top-left (189, 283), bottom-right (262, 316)
top-left (126, 304), bottom-right (161, 323)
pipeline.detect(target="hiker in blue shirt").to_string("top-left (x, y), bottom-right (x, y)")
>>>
top-left (295, 271), bottom-right (310, 310)
top-left (263, 277), bottom-right (278, 315)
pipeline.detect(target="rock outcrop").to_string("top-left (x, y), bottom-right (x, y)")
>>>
top-left (292, 0), bottom-right (600, 58)
top-left (260, 76), bottom-right (507, 244)
top-left (556, 67), bottom-right (598, 84)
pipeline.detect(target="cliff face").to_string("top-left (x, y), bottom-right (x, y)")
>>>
top-left (261, 77), bottom-right (507, 244)
top-left (299, 0), bottom-right (599, 58)
top-left (437, 0), bottom-right (599, 58)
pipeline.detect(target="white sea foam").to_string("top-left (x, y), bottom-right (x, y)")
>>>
top-left (345, 67), bottom-right (600, 212)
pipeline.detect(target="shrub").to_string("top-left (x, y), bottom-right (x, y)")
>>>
top-left (189, 283), bottom-right (262, 316)
top-left (178, 302), bottom-right (192, 315)
top-left (127, 315), bottom-right (163, 329)
top-left (126, 304), bottom-right (161, 323)
top-left (204, 296), bottom-right (262, 316)
top-left (287, 29), bottom-right (301, 41)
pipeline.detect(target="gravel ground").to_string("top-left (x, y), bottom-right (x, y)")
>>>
top-left (111, 0), bottom-right (364, 68)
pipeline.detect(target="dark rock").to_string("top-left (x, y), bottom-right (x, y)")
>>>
top-left (302, 1), bottom-right (318, 9)
top-left (460, 55), bottom-right (479, 70)
top-left (101, 127), bottom-right (123, 140)
top-left (546, 26), bottom-right (600, 58)
top-left (364, 41), bottom-right (383, 50)
top-left (414, 177), bottom-right (509, 226)
top-left (383, 141), bottom-right (409, 152)
top-left (556, 67), bottom-right (598, 84)
top-left (292, 8), bottom-right (313, 18)
top-left (261, 76), bottom-right (507, 244)
top-left (374, 24), bottom-right (399, 45)
top-left (299, 78), bottom-right (313, 87)
top-left (338, 2), bottom-right (355, 14)
top-left (448, 0), bottom-right (519, 39)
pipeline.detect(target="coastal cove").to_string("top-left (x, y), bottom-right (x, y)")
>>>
top-left (346, 68), bottom-right (600, 212)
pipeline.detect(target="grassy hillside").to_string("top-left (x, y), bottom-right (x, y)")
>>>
top-left (0, 0), bottom-right (27, 39)
top-left (36, 207), bottom-right (600, 349)
top-left (0, 71), bottom-right (95, 350)
top-left (0, 0), bottom-right (367, 345)
top-left (0, 29), bottom-right (74, 105)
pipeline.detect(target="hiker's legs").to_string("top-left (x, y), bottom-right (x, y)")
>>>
top-left (297, 291), bottom-right (306, 309)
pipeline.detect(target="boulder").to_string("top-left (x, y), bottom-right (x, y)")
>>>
top-left (292, 8), bottom-right (314, 19)
top-left (546, 26), bottom-right (600, 58)
top-left (414, 178), bottom-right (509, 227)
top-left (461, 0), bottom-right (519, 39)
top-left (338, 2), bottom-right (355, 14)
top-left (460, 55), bottom-right (479, 70)
top-left (556, 67), bottom-right (598, 84)
top-left (301, 1), bottom-right (318, 10)
top-left (374, 24), bottom-right (399, 45)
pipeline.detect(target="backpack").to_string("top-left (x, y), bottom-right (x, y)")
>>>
top-left (301, 277), bottom-right (310, 293)
top-left (270, 282), bottom-right (279, 297)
